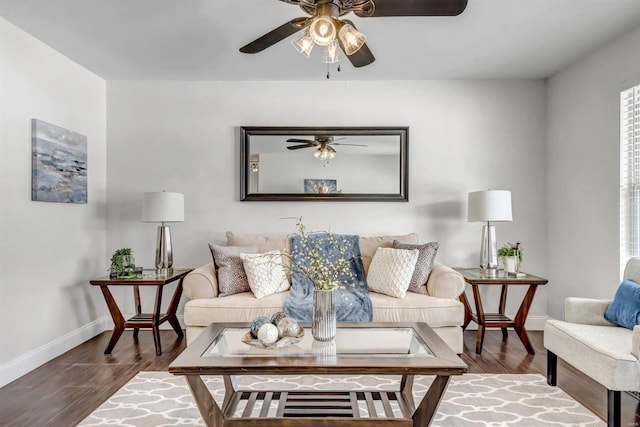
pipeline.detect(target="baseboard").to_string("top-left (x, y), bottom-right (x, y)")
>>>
top-left (0, 316), bottom-right (110, 388)
top-left (464, 315), bottom-right (548, 331)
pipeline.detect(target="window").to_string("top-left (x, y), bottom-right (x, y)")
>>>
top-left (621, 84), bottom-right (640, 275)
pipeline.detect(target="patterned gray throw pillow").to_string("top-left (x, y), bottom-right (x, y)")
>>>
top-left (209, 243), bottom-right (258, 297)
top-left (392, 240), bottom-right (439, 295)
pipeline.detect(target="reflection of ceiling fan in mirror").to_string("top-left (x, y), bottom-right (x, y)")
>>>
top-left (286, 136), bottom-right (367, 161)
top-left (239, 0), bottom-right (468, 69)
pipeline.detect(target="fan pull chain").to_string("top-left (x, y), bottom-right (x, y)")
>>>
top-left (326, 64), bottom-right (342, 79)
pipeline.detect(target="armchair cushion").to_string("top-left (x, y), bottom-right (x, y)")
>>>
top-left (604, 279), bottom-right (640, 329)
top-left (633, 325), bottom-right (640, 360)
top-left (564, 297), bottom-right (615, 326)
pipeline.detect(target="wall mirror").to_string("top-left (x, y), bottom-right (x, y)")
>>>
top-left (240, 126), bottom-right (409, 201)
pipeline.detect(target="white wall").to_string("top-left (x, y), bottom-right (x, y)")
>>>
top-left (0, 17), bottom-right (107, 385)
top-left (106, 79), bottom-right (548, 320)
top-left (546, 26), bottom-right (640, 319)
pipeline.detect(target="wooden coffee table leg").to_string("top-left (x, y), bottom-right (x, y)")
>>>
top-left (222, 375), bottom-right (238, 412)
top-left (185, 375), bottom-right (223, 427)
top-left (513, 284), bottom-right (538, 354)
top-left (100, 285), bottom-right (125, 354)
top-left (400, 374), bottom-right (416, 412)
top-left (412, 375), bottom-right (451, 427)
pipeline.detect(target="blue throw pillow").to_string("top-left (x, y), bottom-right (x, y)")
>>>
top-left (604, 279), bottom-right (640, 329)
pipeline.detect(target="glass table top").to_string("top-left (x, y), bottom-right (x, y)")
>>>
top-left (204, 327), bottom-right (435, 358)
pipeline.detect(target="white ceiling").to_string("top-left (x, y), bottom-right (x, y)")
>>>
top-left (2, 0), bottom-right (640, 81)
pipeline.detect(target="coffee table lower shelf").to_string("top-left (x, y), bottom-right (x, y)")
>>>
top-left (185, 374), bottom-right (449, 427)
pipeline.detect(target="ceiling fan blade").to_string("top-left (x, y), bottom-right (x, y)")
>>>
top-left (287, 144), bottom-right (314, 150)
top-left (240, 17), bottom-right (310, 54)
top-left (360, 0), bottom-right (468, 17)
top-left (338, 20), bottom-right (375, 67)
top-left (286, 138), bottom-right (315, 143)
top-left (332, 143), bottom-right (368, 147)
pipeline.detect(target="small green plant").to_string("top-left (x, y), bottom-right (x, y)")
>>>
top-left (110, 248), bottom-right (136, 278)
top-left (498, 242), bottom-right (523, 262)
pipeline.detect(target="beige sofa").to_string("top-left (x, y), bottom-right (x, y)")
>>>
top-left (182, 232), bottom-right (466, 353)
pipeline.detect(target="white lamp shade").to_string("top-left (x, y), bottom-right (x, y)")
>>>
top-left (142, 192), bottom-right (184, 223)
top-left (467, 190), bottom-right (512, 222)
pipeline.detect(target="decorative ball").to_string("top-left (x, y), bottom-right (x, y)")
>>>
top-left (270, 311), bottom-right (288, 325)
top-left (277, 317), bottom-right (301, 338)
top-left (257, 323), bottom-right (279, 345)
top-left (250, 317), bottom-right (271, 338)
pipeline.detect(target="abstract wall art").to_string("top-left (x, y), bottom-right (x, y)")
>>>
top-left (31, 119), bottom-right (87, 203)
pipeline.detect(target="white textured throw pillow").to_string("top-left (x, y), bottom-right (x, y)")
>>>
top-left (240, 251), bottom-right (290, 299)
top-left (367, 247), bottom-right (420, 299)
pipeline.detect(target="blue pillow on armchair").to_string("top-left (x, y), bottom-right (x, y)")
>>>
top-left (604, 278), bottom-right (640, 329)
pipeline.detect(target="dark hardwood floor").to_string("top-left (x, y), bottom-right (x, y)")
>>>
top-left (0, 329), bottom-right (638, 426)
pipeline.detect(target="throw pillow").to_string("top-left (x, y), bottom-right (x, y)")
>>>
top-left (604, 278), bottom-right (640, 329)
top-left (209, 244), bottom-right (258, 297)
top-left (392, 240), bottom-right (439, 295)
top-left (359, 233), bottom-right (418, 274)
top-left (240, 250), bottom-right (290, 299)
top-left (366, 247), bottom-right (420, 299)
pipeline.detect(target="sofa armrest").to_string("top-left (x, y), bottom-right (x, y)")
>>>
top-left (564, 297), bottom-right (615, 326)
top-left (183, 263), bottom-right (218, 299)
top-left (426, 263), bottom-right (465, 299)
top-left (633, 325), bottom-right (640, 360)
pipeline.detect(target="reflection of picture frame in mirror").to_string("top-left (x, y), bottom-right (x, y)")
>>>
top-left (304, 179), bottom-right (337, 194)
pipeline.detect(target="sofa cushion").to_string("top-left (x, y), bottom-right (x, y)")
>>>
top-left (359, 233), bottom-right (418, 274)
top-left (241, 251), bottom-right (290, 298)
top-left (369, 291), bottom-right (464, 328)
top-left (393, 240), bottom-right (439, 295)
top-left (227, 231), bottom-right (291, 271)
top-left (544, 319), bottom-right (640, 391)
top-left (367, 248), bottom-right (419, 299)
top-left (604, 279), bottom-right (640, 329)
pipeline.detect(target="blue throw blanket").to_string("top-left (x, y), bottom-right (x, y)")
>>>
top-left (284, 233), bottom-right (373, 322)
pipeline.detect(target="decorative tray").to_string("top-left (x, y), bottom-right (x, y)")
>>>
top-left (241, 327), bottom-right (305, 350)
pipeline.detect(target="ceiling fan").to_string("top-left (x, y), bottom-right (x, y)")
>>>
top-left (286, 136), bottom-right (367, 161)
top-left (239, 0), bottom-right (469, 68)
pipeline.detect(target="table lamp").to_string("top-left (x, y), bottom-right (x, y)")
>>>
top-left (142, 191), bottom-right (184, 270)
top-left (468, 190), bottom-right (512, 276)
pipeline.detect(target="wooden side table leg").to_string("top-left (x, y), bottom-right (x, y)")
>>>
top-left (513, 284), bottom-right (538, 354)
top-left (133, 285), bottom-right (141, 342)
top-left (459, 292), bottom-right (473, 330)
top-left (499, 284), bottom-right (509, 341)
top-left (100, 285), bottom-right (125, 354)
top-left (166, 278), bottom-right (185, 338)
top-left (152, 285), bottom-right (164, 356)
top-left (400, 374), bottom-right (416, 413)
top-left (412, 375), bottom-right (450, 427)
top-left (471, 285), bottom-right (486, 354)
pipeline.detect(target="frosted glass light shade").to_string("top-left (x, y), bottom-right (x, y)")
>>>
top-left (142, 192), bottom-right (184, 223)
top-left (292, 29), bottom-right (314, 58)
top-left (309, 16), bottom-right (336, 46)
top-left (338, 23), bottom-right (366, 55)
top-left (322, 40), bottom-right (341, 64)
top-left (314, 146), bottom-right (336, 161)
top-left (468, 190), bottom-right (512, 222)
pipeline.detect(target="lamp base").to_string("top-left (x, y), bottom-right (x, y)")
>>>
top-left (480, 267), bottom-right (499, 277)
top-left (479, 223), bottom-right (498, 273)
top-left (155, 225), bottom-right (173, 270)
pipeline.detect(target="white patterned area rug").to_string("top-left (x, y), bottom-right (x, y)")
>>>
top-left (79, 372), bottom-right (604, 426)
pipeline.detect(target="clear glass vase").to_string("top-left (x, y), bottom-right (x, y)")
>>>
top-left (312, 288), bottom-right (336, 342)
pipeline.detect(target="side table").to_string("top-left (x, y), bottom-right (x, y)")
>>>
top-left (90, 268), bottom-right (193, 355)
top-left (453, 268), bottom-right (548, 354)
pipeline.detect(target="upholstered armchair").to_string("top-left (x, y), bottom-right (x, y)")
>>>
top-left (544, 258), bottom-right (640, 427)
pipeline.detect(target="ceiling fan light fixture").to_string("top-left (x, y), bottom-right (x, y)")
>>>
top-left (314, 145), bottom-right (336, 161)
top-left (292, 29), bottom-right (314, 58)
top-left (322, 40), bottom-right (342, 64)
top-left (338, 23), bottom-right (366, 55)
top-left (309, 16), bottom-right (337, 46)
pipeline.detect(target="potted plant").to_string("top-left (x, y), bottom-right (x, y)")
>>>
top-left (110, 248), bottom-right (137, 278)
top-left (498, 242), bottom-right (523, 274)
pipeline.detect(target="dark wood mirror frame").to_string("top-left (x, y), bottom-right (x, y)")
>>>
top-left (240, 126), bottom-right (409, 202)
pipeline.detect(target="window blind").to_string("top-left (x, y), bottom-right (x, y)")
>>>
top-left (621, 84), bottom-right (640, 275)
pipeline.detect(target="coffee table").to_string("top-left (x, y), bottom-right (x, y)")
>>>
top-left (169, 322), bottom-right (467, 426)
